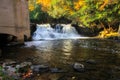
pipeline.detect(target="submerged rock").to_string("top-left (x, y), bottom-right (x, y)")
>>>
top-left (50, 68), bottom-right (66, 73)
top-left (2, 63), bottom-right (20, 79)
top-left (2, 60), bottom-right (17, 67)
top-left (1, 61), bottom-right (34, 79)
top-left (25, 57), bottom-right (33, 62)
top-left (114, 66), bottom-right (120, 71)
top-left (73, 62), bottom-right (85, 72)
top-left (31, 64), bottom-right (49, 73)
top-left (20, 62), bottom-right (32, 67)
top-left (86, 59), bottom-right (97, 64)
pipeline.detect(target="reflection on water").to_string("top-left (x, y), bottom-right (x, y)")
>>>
top-left (62, 40), bottom-right (73, 60)
top-left (4, 39), bottom-right (120, 80)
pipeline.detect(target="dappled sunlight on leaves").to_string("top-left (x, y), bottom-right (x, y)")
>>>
top-left (99, 27), bottom-right (120, 38)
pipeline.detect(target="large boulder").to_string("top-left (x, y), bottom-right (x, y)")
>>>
top-left (73, 62), bottom-right (85, 72)
top-left (30, 23), bottom-right (37, 36)
top-left (72, 24), bottom-right (103, 37)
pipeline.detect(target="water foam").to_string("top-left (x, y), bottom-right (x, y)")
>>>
top-left (32, 24), bottom-right (85, 40)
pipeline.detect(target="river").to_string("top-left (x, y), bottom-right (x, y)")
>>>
top-left (2, 39), bottom-right (120, 80)
top-left (1, 24), bottom-right (120, 80)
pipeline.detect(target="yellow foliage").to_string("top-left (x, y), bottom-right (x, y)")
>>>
top-left (29, 4), bottom-right (35, 11)
top-left (74, 0), bottom-right (85, 10)
top-left (64, 6), bottom-right (69, 11)
top-left (36, 0), bottom-right (41, 4)
top-left (99, 27), bottom-right (119, 38)
top-left (62, 5), bottom-right (73, 15)
top-left (69, 10), bottom-right (74, 15)
top-left (28, 0), bottom-right (35, 11)
top-left (36, 0), bottom-right (51, 11)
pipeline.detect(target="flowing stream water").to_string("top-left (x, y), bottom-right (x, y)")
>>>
top-left (32, 24), bottom-right (87, 40)
top-left (2, 24), bottom-right (120, 80)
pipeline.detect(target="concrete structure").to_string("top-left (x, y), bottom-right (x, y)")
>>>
top-left (0, 0), bottom-right (30, 42)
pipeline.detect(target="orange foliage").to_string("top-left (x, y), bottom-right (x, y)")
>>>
top-left (99, 0), bottom-right (118, 11)
top-left (36, 0), bottom-right (51, 11)
top-left (74, 0), bottom-right (85, 10)
top-left (99, 0), bottom-right (109, 10)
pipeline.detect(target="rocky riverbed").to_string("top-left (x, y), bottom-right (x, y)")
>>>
top-left (0, 39), bottom-right (120, 80)
top-left (0, 59), bottom-right (92, 80)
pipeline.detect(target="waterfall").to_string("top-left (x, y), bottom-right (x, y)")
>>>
top-left (32, 24), bottom-right (81, 40)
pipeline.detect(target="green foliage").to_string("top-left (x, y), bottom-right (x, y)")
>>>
top-left (72, 0), bottom-right (120, 27)
top-left (29, 5), bottom-right (50, 23)
top-left (48, 0), bottom-right (70, 18)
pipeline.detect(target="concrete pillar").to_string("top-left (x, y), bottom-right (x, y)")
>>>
top-left (13, 0), bottom-right (30, 42)
top-left (0, 0), bottom-right (30, 42)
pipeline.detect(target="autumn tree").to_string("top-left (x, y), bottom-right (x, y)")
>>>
top-left (29, 0), bottom-right (120, 29)
top-left (28, 0), bottom-right (52, 23)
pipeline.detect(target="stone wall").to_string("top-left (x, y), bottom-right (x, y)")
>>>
top-left (0, 0), bottom-right (30, 42)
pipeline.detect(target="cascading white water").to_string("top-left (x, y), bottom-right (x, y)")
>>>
top-left (32, 24), bottom-right (81, 40)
